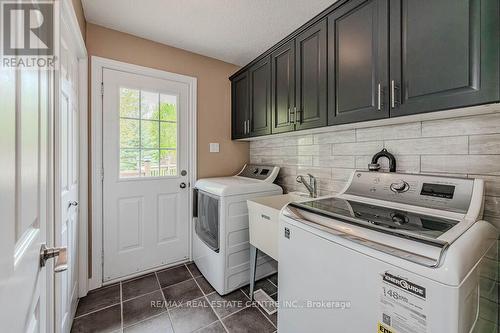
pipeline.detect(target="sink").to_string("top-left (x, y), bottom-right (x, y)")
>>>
top-left (247, 193), bottom-right (309, 260)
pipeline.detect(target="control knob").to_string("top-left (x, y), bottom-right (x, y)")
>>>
top-left (390, 180), bottom-right (409, 193)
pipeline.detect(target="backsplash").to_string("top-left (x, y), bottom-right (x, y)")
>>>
top-left (250, 109), bottom-right (500, 331)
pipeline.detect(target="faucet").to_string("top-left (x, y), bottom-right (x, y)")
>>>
top-left (296, 174), bottom-right (318, 198)
top-left (369, 148), bottom-right (397, 172)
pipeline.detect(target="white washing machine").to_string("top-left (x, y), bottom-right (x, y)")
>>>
top-left (194, 164), bottom-right (282, 295)
top-left (279, 170), bottom-right (498, 333)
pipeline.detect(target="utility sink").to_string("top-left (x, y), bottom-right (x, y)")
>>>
top-left (247, 193), bottom-right (310, 260)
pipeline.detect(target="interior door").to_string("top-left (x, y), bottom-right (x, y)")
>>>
top-left (249, 56), bottom-right (271, 136)
top-left (102, 68), bottom-right (190, 282)
top-left (389, 0), bottom-right (499, 117)
top-left (295, 19), bottom-right (328, 130)
top-left (328, 0), bottom-right (389, 125)
top-left (0, 67), bottom-right (52, 331)
top-left (271, 40), bottom-right (296, 134)
top-left (55, 24), bottom-right (80, 333)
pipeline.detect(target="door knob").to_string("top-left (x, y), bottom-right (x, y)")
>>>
top-left (69, 201), bottom-right (78, 207)
top-left (180, 182), bottom-right (187, 189)
top-left (40, 244), bottom-right (68, 273)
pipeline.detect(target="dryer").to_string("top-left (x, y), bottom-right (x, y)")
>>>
top-left (194, 164), bottom-right (282, 295)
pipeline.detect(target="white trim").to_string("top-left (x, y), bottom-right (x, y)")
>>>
top-left (90, 56), bottom-right (197, 290)
top-left (62, 0), bottom-right (86, 58)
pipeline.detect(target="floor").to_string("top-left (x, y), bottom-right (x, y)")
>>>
top-left (71, 262), bottom-right (278, 333)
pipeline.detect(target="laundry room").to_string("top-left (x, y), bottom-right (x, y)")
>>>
top-left (0, 0), bottom-right (499, 332)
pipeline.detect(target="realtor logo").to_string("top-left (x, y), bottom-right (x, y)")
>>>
top-left (1, 1), bottom-right (58, 69)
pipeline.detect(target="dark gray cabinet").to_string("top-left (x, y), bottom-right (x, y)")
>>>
top-left (295, 20), bottom-right (328, 130)
top-left (389, 0), bottom-right (499, 117)
top-left (249, 57), bottom-right (272, 136)
top-left (328, 0), bottom-right (389, 125)
top-left (231, 71), bottom-right (249, 139)
top-left (271, 40), bottom-right (296, 134)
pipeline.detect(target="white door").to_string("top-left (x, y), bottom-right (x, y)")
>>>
top-left (102, 68), bottom-right (190, 281)
top-left (54, 24), bottom-right (80, 333)
top-left (0, 67), bottom-right (52, 331)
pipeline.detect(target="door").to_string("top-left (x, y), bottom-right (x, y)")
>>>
top-left (328, 0), bottom-right (389, 125)
top-left (55, 24), bottom-right (80, 333)
top-left (295, 19), bottom-right (328, 131)
top-left (271, 40), bottom-right (296, 134)
top-left (249, 56), bottom-right (271, 136)
top-left (102, 68), bottom-right (190, 281)
top-left (389, 0), bottom-right (500, 117)
top-left (231, 71), bottom-right (249, 139)
top-left (0, 68), bottom-right (52, 331)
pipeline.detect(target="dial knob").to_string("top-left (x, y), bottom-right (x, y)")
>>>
top-left (390, 180), bottom-right (409, 193)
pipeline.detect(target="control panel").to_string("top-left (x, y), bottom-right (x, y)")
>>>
top-left (344, 171), bottom-right (474, 214)
top-left (237, 164), bottom-right (280, 182)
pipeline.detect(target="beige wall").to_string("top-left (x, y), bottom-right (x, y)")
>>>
top-left (86, 23), bottom-right (249, 178)
top-left (71, 0), bottom-right (86, 41)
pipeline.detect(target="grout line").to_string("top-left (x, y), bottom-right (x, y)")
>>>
top-left (155, 271), bottom-right (176, 333)
top-left (73, 301), bottom-right (122, 319)
top-left (122, 286), bottom-right (163, 303)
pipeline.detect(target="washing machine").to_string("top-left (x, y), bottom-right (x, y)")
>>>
top-left (194, 164), bottom-right (282, 295)
top-left (279, 170), bottom-right (498, 333)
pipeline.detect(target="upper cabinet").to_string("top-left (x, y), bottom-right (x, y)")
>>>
top-left (295, 20), bottom-right (328, 130)
top-left (230, 0), bottom-right (499, 139)
top-left (328, 0), bottom-right (389, 125)
top-left (389, 0), bottom-right (499, 117)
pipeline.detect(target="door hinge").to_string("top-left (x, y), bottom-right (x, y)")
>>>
top-left (101, 82), bottom-right (104, 96)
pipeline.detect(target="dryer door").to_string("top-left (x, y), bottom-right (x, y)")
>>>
top-left (196, 191), bottom-right (220, 252)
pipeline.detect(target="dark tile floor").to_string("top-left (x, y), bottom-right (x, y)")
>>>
top-left (71, 262), bottom-right (278, 333)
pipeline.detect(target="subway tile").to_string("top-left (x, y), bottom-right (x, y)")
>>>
top-left (296, 166), bottom-right (332, 179)
top-left (384, 137), bottom-right (468, 155)
top-left (313, 130), bottom-right (356, 144)
top-left (297, 144), bottom-right (332, 156)
top-left (484, 196), bottom-right (500, 218)
top-left (332, 141), bottom-right (383, 156)
top-left (469, 134), bottom-right (500, 154)
top-left (282, 155), bottom-right (313, 166)
top-left (421, 155), bottom-right (500, 175)
top-left (313, 155), bottom-right (355, 168)
top-left (422, 113), bottom-right (500, 137)
top-left (356, 122), bottom-right (421, 142)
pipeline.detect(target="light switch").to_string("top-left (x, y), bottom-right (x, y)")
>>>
top-left (209, 143), bottom-right (220, 153)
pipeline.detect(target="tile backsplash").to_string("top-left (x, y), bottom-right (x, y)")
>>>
top-left (250, 108), bottom-right (500, 330)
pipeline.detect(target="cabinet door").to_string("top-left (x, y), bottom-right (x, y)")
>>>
top-left (295, 20), bottom-right (328, 130)
top-left (231, 71), bottom-right (249, 139)
top-left (390, 0), bottom-right (499, 117)
top-left (328, 0), bottom-right (389, 125)
top-left (271, 40), bottom-right (296, 134)
top-left (249, 56), bottom-right (272, 136)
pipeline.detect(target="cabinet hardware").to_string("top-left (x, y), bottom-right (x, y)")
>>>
top-left (243, 120), bottom-right (246, 134)
top-left (288, 107), bottom-right (295, 124)
top-left (391, 80), bottom-right (399, 108)
top-left (247, 119), bottom-right (250, 134)
top-left (295, 107), bottom-right (302, 124)
top-left (377, 83), bottom-right (382, 111)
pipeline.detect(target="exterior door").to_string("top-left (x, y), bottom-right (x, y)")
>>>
top-left (0, 68), bottom-right (52, 331)
top-left (271, 40), bottom-right (296, 134)
top-left (55, 24), bottom-right (80, 333)
top-left (328, 0), bottom-right (389, 125)
top-left (389, 0), bottom-right (499, 116)
top-left (295, 19), bottom-right (328, 130)
top-left (102, 68), bottom-right (190, 281)
top-left (231, 71), bottom-right (249, 139)
top-left (249, 56), bottom-right (271, 136)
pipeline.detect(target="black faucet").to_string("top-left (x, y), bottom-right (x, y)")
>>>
top-left (368, 148), bottom-right (397, 172)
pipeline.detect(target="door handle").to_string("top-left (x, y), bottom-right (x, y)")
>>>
top-left (377, 83), bottom-right (383, 111)
top-left (391, 80), bottom-right (399, 108)
top-left (40, 244), bottom-right (68, 273)
top-left (180, 182), bottom-right (187, 189)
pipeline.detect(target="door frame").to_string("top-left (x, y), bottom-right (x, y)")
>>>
top-left (89, 56), bottom-right (197, 290)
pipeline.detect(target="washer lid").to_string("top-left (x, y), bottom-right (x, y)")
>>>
top-left (195, 176), bottom-right (282, 197)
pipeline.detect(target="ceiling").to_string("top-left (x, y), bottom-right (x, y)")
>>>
top-left (81, 0), bottom-right (337, 65)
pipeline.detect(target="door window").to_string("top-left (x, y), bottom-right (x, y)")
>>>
top-left (119, 88), bottom-right (178, 178)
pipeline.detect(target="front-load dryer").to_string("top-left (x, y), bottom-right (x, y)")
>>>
top-left (193, 164), bottom-right (282, 295)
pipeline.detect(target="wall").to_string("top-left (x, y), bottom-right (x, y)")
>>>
top-left (250, 107), bottom-right (500, 331)
top-left (71, 0), bottom-right (86, 41)
top-left (86, 23), bottom-right (249, 178)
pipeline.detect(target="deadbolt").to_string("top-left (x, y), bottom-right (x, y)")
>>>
top-left (180, 182), bottom-right (187, 189)
top-left (181, 170), bottom-right (187, 176)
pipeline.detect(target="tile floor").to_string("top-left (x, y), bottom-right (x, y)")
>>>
top-left (71, 262), bottom-right (278, 333)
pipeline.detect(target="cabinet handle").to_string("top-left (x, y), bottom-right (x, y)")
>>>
top-left (391, 80), bottom-right (399, 109)
top-left (288, 108), bottom-right (294, 124)
top-left (247, 119), bottom-right (250, 134)
top-left (243, 120), bottom-right (247, 134)
top-left (377, 83), bottom-right (382, 111)
top-left (294, 106), bottom-right (301, 124)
